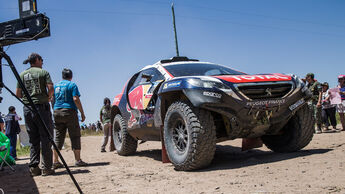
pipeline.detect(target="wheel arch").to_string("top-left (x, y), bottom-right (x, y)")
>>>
top-left (111, 105), bottom-right (121, 124)
top-left (159, 90), bottom-right (230, 142)
top-left (159, 90), bottom-right (190, 126)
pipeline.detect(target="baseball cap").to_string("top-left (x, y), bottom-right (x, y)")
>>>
top-left (23, 53), bottom-right (42, 64)
top-left (306, 73), bottom-right (314, 79)
top-left (338, 75), bottom-right (345, 79)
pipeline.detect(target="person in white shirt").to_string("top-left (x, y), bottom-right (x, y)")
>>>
top-left (318, 82), bottom-right (337, 132)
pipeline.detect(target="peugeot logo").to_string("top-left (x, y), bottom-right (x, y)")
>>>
top-left (265, 88), bottom-right (272, 96)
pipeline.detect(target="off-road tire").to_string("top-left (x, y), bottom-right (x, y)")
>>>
top-left (262, 104), bottom-right (314, 152)
top-left (113, 114), bottom-right (137, 155)
top-left (164, 101), bottom-right (216, 171)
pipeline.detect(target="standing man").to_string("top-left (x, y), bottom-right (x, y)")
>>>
top-left (305, 73), bottom-right (322, 134)
top-left (52, 68), bottom-right (87, 169)
top-left (16, 53), bottom-right (55, 176)
top-left (4, 106), bottom-right (21, 159)
top-left (100, 98), bottom-right (115, 152)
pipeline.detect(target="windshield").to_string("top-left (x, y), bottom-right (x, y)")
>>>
top-left (164, 63), bottom-right (245, 77)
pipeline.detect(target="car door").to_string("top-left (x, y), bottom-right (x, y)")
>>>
top-left (128, 68), bottom-right (164, 111)
top-left (126, 68), bottom-right (165, 140)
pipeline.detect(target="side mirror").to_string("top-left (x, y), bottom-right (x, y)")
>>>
top-left (142, 73), bottom-right (153, 82)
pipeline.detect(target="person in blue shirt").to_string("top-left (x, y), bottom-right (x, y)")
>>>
top-left (52, 68), bottom-right (87, 169)
top-left (4, 106), bottom-right (21, 159)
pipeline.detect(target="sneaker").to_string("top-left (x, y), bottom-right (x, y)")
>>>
top-left (52, 162), bottom-right (64, 169)
top-left (41, 168), bottom-right (55, 176)
top-left (30, 166), bottom-right (42, 176)
top-left (75, 160), bottom-right (88, 167)
top-left (315, 130), bottom-right (322, 134)
top-left (101, 148), bottom-right (106, 152)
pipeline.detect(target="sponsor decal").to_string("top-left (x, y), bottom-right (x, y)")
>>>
top-left (128, 85), bottom-right (144, 110)
top-left (289, 99), bottom-right (305, 111)
top-left (163, 80), bottom-right (182, 89)
top-left (126, 104), bottom-right (137, 128)
top-left (157, 65), bottom-right (174, 80)
top-left (145, 94), bottom-right (153, 98)
top-left (139, 113), bottom-right (154, 125)
top-left (113, 95), bottom-right (121, 106)
top-left (203, 91), bottom-right (222, 99)
top-left (246, 99), bottom-right (285, 106)
top-left (265, 88), bottom-right (272, 96)
top-left (215, 74), bottom-right (292, 83)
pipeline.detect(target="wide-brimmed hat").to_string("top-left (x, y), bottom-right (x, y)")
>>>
top-left (321, 82), bottom-right (329, 87)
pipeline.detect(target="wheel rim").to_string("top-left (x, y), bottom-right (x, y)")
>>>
top-left (171, 117), bottom-right (188, 152)
top-left (114, 122), bottom-right (123, 144)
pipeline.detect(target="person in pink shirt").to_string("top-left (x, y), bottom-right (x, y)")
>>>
top-left (337, 75), bottom-right (345, 131)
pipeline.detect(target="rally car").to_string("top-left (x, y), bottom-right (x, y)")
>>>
top-left (111, 56), bottom-right (314, 171)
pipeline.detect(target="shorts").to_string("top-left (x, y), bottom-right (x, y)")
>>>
top-left (53, 108), bottom-right (81, 150)
top-left (337, 100), bottom-right (345, 113)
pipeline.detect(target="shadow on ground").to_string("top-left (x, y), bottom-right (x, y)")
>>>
top-left (200, 145), bottom-right (332, 171)
top-left (135, 149), bottom-right (162, 161)
top-left (134, 145), bottom-right (332, 171)
top-left (69, 162), bottom-right (110, 168)
top-left (54, 169), bottom-right (90, 176)
top-left (0, 163), bottom-right (38, 194)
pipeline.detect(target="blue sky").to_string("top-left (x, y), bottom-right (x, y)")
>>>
top-left (0, 0), bottom-right (344, 124)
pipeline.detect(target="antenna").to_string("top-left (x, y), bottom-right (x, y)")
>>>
top-left (171, 3), bottom-right (179, 57)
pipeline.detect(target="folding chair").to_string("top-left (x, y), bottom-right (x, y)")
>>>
top-left (0, 145), bottom-right (15, 171)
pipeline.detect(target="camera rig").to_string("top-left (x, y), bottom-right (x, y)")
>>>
top-left (0, 13), bottom-right (50, 47)
top-left (0, 0), bottom-right (50, 47)
top-left (0, 1), bottom-right (82, 193)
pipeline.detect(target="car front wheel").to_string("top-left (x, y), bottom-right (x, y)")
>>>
top-left (164, 101), bottom-right (216, 171)
top-left (262, 104), bottom-right (314, 152)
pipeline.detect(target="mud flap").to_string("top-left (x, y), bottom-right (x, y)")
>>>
top-left (242, 138), bottom-right (263, 151)
top-left (160, 126), bottom-right (171, 163)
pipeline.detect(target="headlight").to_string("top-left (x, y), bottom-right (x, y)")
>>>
top-left (187, 78), bottom-right (230, 90)
top-left (288, 74), bottom-right (307, 92)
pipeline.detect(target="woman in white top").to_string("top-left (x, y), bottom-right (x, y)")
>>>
top-left (318, 82), bottom-right (337, 132)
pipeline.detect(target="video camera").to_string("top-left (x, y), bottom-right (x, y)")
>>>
top-left (0, 0), bottom-right (50, 47)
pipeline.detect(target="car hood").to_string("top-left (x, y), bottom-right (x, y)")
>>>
top-left (213, 73), bottom-right (292, 83)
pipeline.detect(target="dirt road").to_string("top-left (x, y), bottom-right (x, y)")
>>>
top-left (1, 130), bottom-right (345, 194)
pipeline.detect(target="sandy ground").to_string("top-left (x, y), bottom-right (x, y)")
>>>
top-left (1, 129), bottom-right (345, 194)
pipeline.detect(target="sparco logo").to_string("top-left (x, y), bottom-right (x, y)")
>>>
top-left (203, 91), bottom-right (222, 99)
top-left (265, 88), bottom-right (272, 96)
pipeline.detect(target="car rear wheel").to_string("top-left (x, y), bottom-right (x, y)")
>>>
top-left (113, 114), bottom-right (137, 155)
top-left (164, 101), bottom-right (216, 171)
top-left (262, 104), bottom-right (314, 152)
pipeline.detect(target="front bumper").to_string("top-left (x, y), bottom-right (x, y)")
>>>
top-left (183, 86), bottom-right (311, 139)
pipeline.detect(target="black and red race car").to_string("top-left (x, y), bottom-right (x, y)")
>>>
top-left (111, 56), bottom-right (314, 171)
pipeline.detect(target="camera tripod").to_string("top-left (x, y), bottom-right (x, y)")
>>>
top-left (0, 47), bottom-right (83, 194)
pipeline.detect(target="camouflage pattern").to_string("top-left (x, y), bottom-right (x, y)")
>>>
top-left (308, 102), bottom-right (322, 125)
top-left (307, 80), bottom-right (322, 103)
top-left (307, 80), bottom-right (322, 130)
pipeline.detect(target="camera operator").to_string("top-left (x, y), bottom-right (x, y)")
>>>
top-left (16, 53), bottom-right (55, 176)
